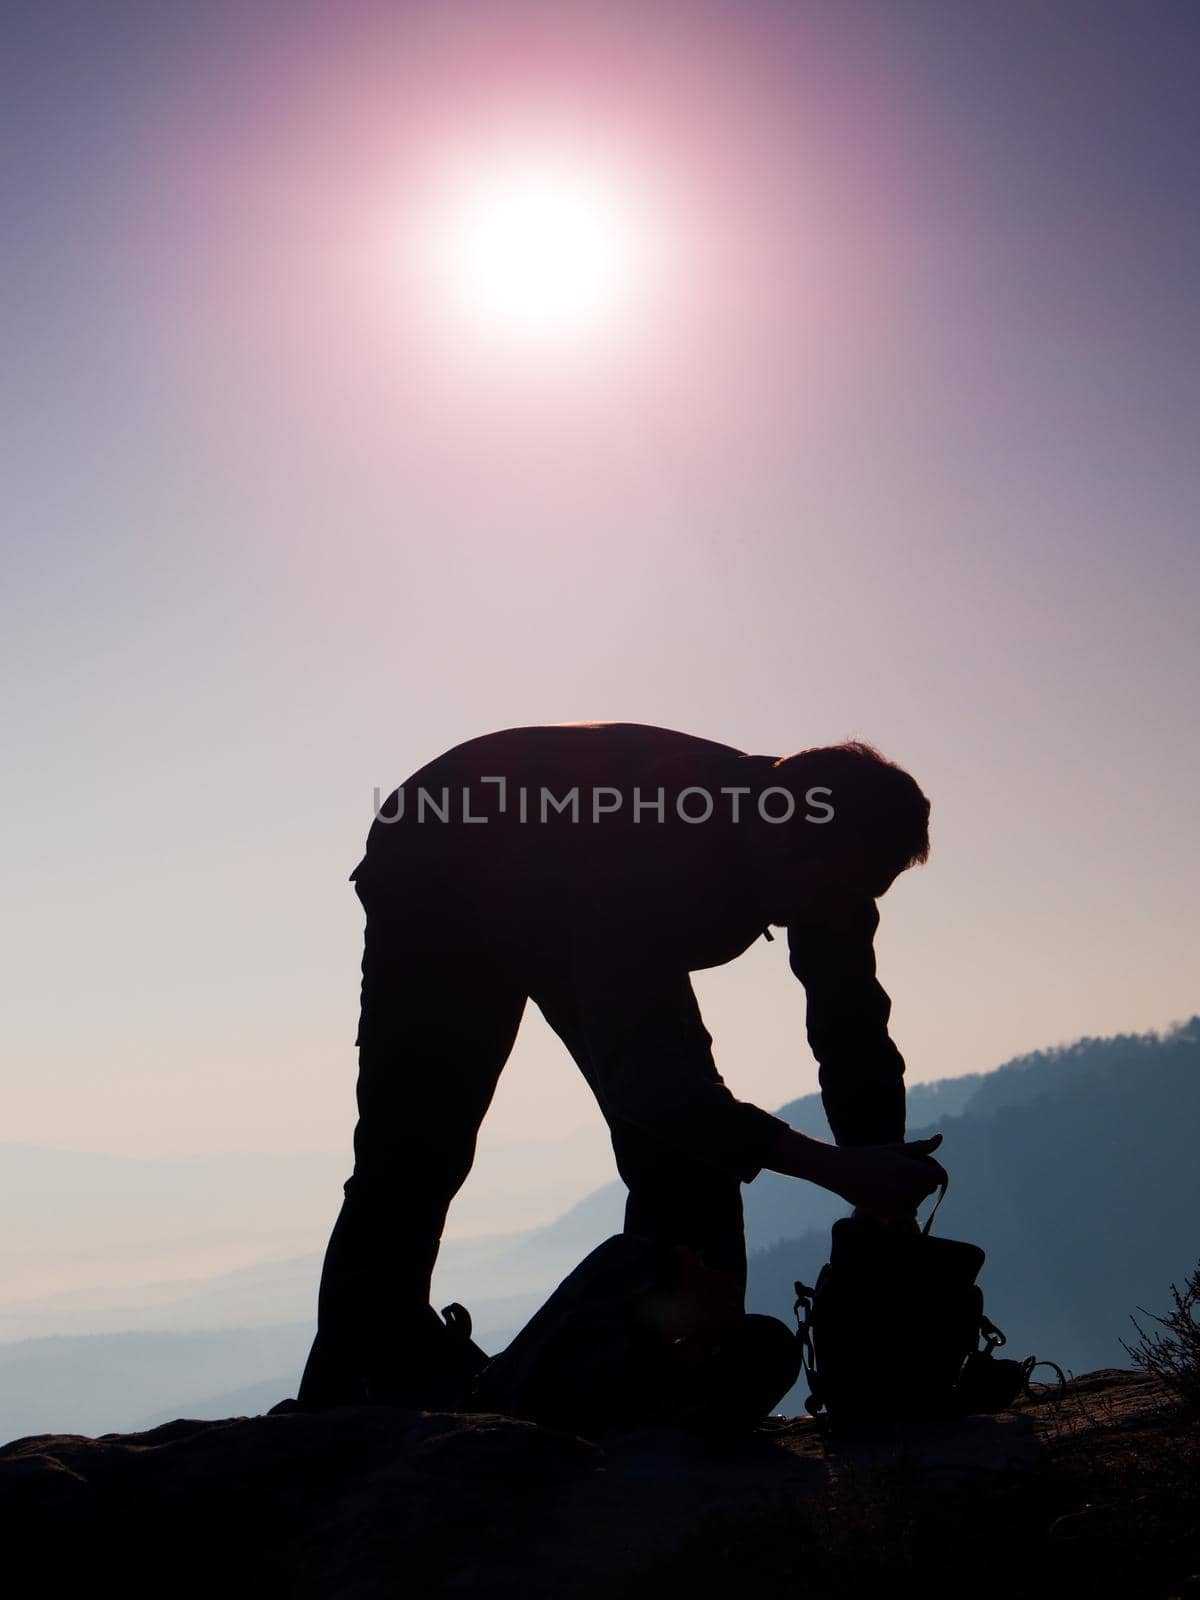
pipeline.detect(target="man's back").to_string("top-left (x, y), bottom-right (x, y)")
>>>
top-left (360, 722), bottom-right (773, 970)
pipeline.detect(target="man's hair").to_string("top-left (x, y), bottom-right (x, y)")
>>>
top-left (772, 741), bottom-right (931, 875)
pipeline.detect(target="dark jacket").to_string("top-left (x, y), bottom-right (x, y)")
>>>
top-left (355, 722), bottom-right (906, 1178)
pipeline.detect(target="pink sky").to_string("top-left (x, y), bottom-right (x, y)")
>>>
top-left (4, 1), bottom-right (1197, 1197)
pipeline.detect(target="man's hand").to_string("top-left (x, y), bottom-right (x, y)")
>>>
top-left (766, 1127), bottom-right (946, 1221)
top-left (830, 1134), bottom-right (946, 1222)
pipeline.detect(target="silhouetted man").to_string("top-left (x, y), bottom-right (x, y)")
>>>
top-left (299, 722), bottom-right (945, 1408)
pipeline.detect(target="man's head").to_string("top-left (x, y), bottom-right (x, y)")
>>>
top-left (751, 741), bottom-right (931, 917)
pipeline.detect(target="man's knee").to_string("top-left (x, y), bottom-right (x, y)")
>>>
top-left (342, 1144), bottom-right (473, 1217)
top-left (610, 1122), bottom-right (744, 1211)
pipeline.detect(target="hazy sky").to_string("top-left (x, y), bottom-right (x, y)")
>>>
top-left (4, 0), bottom-right (1198, 1193)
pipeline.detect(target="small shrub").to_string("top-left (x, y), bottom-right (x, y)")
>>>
top-left (1121, 1259), bottom-right (1200, 1411)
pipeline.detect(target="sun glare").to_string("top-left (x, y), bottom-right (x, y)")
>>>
top-left (410, 147), bottom-right (651, 350)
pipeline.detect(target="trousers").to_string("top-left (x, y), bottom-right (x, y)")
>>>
top-left (297, 888), bottom-right (748, 1407)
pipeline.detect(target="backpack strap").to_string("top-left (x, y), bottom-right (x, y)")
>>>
top-left (980, 1312), bottom-right (1007, 1353)
top-left (1021, 1357), bottom-right (1068, 1401)
top-left (441, 1302), bottom-right (474, 1341)
top-left (792, 1280), bottom-right (823, 1413)
top-left (920, 1174), bottom-right (949, 1236)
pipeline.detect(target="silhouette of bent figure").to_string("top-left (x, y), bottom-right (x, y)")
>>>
top-left (298, 722), bottom-right (944, 1409)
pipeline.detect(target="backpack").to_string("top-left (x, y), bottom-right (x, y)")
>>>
top-left (468, 1233), bottom-right (802, 1438)
top-left (792, 1182), bottom-right (1063, 1422)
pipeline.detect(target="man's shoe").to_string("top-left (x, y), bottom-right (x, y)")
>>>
top-left (298, 1303), bottom-right (491, 1412)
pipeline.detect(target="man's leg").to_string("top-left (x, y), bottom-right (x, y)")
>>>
top-left (299, 917), bottom-right (526, 1408)
top-left (532, 980), bottom-right (748, 1296)
top-left (606, 1118), bottom-right (749, 1293)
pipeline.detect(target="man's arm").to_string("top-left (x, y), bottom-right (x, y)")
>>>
top-left (571, 957), bottom-right (944, 1215)
top-left (786, 897), bottom-right (906, 1146)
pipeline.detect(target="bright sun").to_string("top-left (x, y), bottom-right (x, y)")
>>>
top-left (412, 148), bottom-right (650, 348)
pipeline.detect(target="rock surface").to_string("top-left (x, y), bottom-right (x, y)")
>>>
top-left (2, 1369), bottom-right (1194, 1598)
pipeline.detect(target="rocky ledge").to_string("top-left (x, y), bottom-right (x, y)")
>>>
top-left (2, 1369), bottom-right (1195, 1598)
